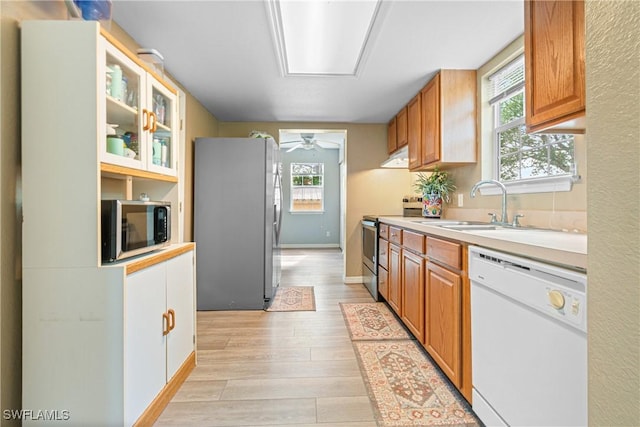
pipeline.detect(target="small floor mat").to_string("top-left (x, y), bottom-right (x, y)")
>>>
top-left (266, 286), bottom-right (316, 312)
top-left (353, 340), bottom-right (480, 426)
top-left (340, 302), bottom-right (412, 340)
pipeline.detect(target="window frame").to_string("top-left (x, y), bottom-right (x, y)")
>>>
top-left (289, 162), bottom-right (325, 213)
top-left (480, 52), bottom-right (580, 195)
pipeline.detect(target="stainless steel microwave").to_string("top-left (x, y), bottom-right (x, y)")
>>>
top-left (101, 200), bottom-right (171, 263)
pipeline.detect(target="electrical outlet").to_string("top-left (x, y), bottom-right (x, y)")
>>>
top-left (326, 231), bottom-right (331, 237)
top-left (458, 193), bottom-right (464, 207)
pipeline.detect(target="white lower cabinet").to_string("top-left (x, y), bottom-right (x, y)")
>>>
top-left (125, 250), bottom-right (195, 425)
top-left (22, 246), bottom-right (196, 427)
top-left (125, 264), bottom-right (167, 425)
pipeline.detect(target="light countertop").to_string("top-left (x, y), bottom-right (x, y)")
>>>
top-left (378, 216), bottom-right (587, 271)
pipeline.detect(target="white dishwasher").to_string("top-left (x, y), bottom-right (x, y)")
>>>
top-left (469, 246), bottom-right (587, 427)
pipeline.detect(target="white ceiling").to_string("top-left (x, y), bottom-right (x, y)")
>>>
top-left (112, 0), bottom-right (524, 124)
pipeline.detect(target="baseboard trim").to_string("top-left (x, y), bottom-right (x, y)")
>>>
top-left (344, 275), bottom-right (365, 284)
top-left (134, 351), bottom-right (196, 426)
top-left (280, 243), bottom-right (341, 249)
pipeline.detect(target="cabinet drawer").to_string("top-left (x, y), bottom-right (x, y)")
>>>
top-left (427, 237), bottom-right (461, 270)
top-left (389, 227), bottom-right (402, 245)
top-left (379, 224), bottom-right (389, 240)
top-left (403, 230), bottom-right (425, 254)
top-left (378, 239), bottom-right (389, 270)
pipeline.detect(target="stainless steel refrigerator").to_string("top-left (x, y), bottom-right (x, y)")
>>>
top-left (194, 137), bottom-right (282, 310)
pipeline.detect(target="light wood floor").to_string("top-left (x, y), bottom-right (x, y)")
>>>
top-left (155, 248), bottom-right (378, 426)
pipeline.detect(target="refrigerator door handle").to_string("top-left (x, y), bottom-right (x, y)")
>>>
top-left (275, 167), bottom-right (283, 244)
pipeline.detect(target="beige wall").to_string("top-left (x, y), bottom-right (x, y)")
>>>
top-left (586, 0), bottom-right (640, 424)
top-left (218, 122), bottom-right (412, 278)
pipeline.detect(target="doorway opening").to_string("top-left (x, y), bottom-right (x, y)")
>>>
top-left (279, 129), bottom-right (346, 251)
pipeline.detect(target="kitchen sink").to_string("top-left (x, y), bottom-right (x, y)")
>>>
top-left (440, 224), bottom-right (499, 230)
top-left (419, 220), bottom-right (490, 226)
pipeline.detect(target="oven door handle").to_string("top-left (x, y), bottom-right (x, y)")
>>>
top-left (361, 220), bottom-right (377, 229)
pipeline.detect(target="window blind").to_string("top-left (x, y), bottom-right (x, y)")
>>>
top-left (488, 54), bottom-right (525, 105)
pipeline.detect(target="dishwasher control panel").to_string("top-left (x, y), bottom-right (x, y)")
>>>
top-left (469, 246), bottom-right (587, 333)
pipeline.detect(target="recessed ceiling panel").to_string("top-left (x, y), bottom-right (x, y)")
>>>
top-left (277, 0), bottom-right (380, 75)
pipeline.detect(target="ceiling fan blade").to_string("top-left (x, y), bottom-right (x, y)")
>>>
top-left (286, 143), bottom-right (303, 153)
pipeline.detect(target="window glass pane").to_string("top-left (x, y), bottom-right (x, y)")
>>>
top-left (521, 148), bottom-right (550, 179)
top-left (290, 162), bottom-right (324, 212)
top-left (499, 153), bottom-right (520, 181)
top-left (499, 127), bottom-right (521, 156)
top-left (499, 91), bottom-right (524, 125)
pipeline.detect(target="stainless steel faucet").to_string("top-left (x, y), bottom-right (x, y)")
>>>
top-left (470, 179), bottom-right (509, 225)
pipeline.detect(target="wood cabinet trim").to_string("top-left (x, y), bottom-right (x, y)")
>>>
top-left (133, 351), bottom-right (195, 426)
top-left (126, 244), bottom-right (195, 275)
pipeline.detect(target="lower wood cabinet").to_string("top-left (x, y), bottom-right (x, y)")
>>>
top-left (425, 261), bottom-right (462, 388)
top-left (387, 243), bottom-right (403, 315)
top-left (377, 222), bottom-right (471, 403)
top-left (378, 265), bottom-right (389, 301)
top-left (401, 249), bottom-right (425, 342)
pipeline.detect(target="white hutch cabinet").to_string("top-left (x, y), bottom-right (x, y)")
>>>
top-left (21, 21), bottom-right (195, 426)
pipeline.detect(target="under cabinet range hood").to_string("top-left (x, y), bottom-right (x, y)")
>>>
top-left (380, 146), bottom-right (408, 168)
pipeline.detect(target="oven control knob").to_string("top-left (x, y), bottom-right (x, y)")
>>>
top-left (548, 290), bottom-right (565, 310)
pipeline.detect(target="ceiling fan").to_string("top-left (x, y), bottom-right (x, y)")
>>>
top-left (280, 133), bottom-right (340, 153)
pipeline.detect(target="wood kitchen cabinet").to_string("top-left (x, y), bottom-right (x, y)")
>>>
top-left (401, 230), bottom-right (426, 342)
top-left (412, 70), bottom-right (477, 170)
top-left (525, 0), bottom-right (585, 133)
top-left (396, 106), bottom-right (408, 148)
top-left (387, 116), bottom-right (398, 154)
top-left (425, 261), bottom-right (462, 388)
top-left (407, 94), bottom-right (422, 170)
top-left (387, 243), bottom-right (403, 315)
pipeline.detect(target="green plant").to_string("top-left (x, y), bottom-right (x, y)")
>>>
top-left (413, 168), bottom-right (456, 203)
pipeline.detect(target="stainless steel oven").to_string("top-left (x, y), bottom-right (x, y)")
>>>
top-left (361, 216), bottom-right (379, 301)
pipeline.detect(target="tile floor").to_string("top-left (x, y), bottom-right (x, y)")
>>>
top-left (155, 248), bottom-right (378, 426)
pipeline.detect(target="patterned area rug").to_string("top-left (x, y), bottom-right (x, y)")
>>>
top-left (266, 286), bottom-right (316, 311)
top-left (353, 340), bottom-right (480, 426)
top-left (340, 302), bottom-right (412, 340)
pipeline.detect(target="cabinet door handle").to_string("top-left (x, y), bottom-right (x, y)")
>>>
top-left (162, 312), bottom-right (170, 336)
top-left (142, 109), bottom-right (150, 131)
top-left (168, 308), bottom-right (176, 332)
top-left (150, 112), bottom-right (158, 132)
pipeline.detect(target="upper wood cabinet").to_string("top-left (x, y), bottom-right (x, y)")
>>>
top-left (396, 106), bottom-right (408, 148)
top-left (412, 70), bottom-right (477, 170)
top-left (387, 116), bottom-right (397, 154)
top-left (407, 94), bottom-right (422, 170)
top-left (525, 0), bottom-right (586, 133)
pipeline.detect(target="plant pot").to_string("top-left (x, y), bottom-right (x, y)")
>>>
top-left (422, 193), bottom-right (443, 218)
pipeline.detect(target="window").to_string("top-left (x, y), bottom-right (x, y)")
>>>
top-left (290, 163), bottom-right (324, 212)
top-left (489, 56), bottom-right (576, 186)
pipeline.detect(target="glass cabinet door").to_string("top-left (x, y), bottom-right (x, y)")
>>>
top-left (101, 39), bottom-right (145, 169)
top-left (145, 76), bottom-right (177, 176)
